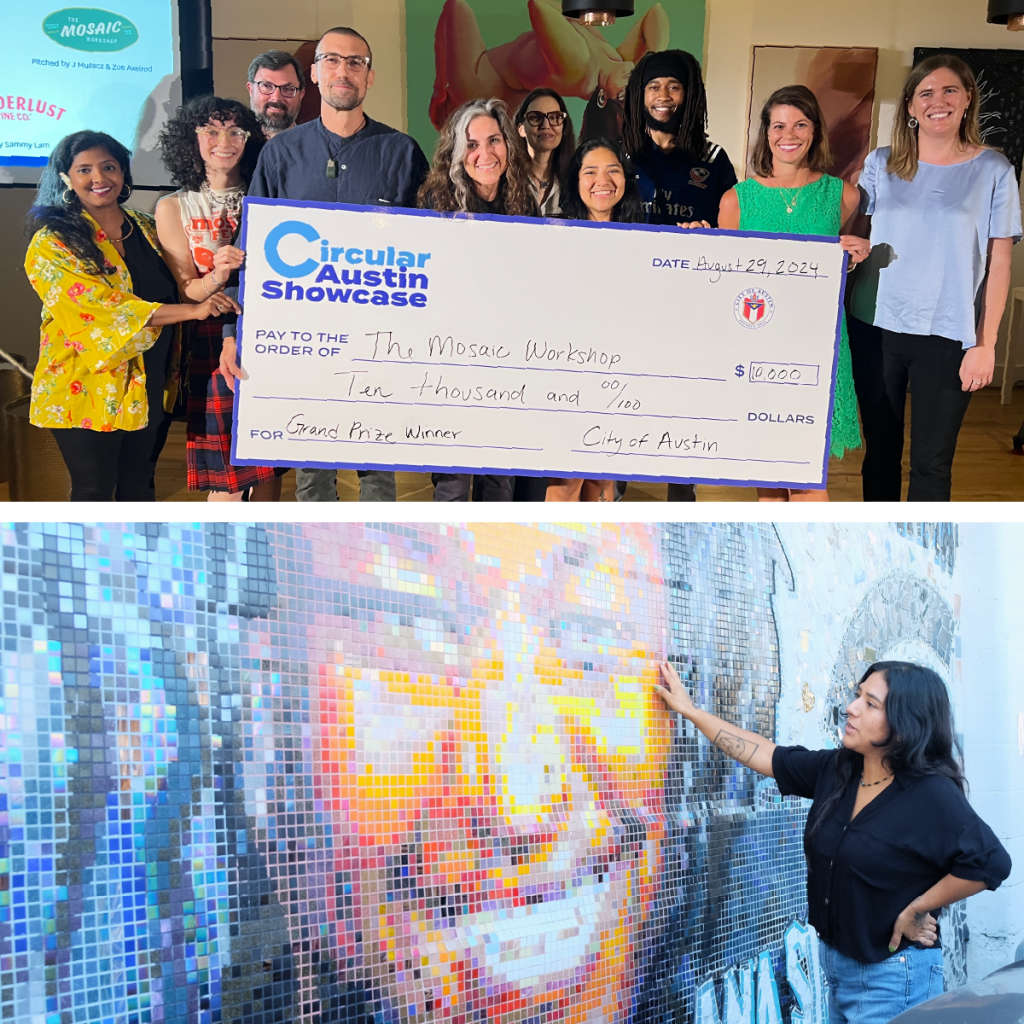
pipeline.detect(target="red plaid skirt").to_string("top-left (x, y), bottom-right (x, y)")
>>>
top-left (186, 322), bottom-right (278, 493)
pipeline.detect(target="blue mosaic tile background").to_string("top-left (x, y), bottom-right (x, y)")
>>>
top-left (0, 523), bottom-right (960, 1024)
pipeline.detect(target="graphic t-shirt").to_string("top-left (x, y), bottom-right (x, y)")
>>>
top-left (633, 143), bottom-right (738, 226)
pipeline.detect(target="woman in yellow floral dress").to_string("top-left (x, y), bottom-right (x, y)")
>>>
top-left (24, 130), bottom-right (235, 500)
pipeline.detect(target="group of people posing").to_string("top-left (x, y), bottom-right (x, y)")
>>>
top-left (23, 25), bottom-right (1022, 501)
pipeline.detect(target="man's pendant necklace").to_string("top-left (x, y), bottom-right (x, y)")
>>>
top-left (326, 115), bottom-right (367, 178)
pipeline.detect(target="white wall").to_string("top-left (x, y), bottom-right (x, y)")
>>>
top-left (703, 0), bottom-right (1024, 385)
top-left (957, 523), bottom-right (1024, 979)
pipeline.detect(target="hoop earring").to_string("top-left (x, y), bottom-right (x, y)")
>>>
top-left (62, 187), bottom-right (76, 204)
top-left (908, 116), bottom-right (919, 129)
top-left (119, 183), bottom-right (132, 200)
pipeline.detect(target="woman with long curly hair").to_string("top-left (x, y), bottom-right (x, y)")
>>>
top-left (155, 95), bottom-right (281, 501)
top-left (418, 97), bottom-right (536, 217)
top-left (418, 98), bottom-right (537, 501)
top-left (23, 130), bottom-right (234, 500)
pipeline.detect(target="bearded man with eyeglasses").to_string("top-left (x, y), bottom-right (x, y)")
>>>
top-left (246, 50), bottom-right (306, 137)
top-left (227, 26), bottom-right (430, 503)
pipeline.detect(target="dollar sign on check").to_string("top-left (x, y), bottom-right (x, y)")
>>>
top-left (735, 364), bottom-right (745, 378)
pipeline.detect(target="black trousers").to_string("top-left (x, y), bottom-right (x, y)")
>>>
top-left (847, 316), bottom-right (972, 502)
top-left (53, 413), bottom-right (172, 501)
top-left (431, 473), bottom-right (514, 502)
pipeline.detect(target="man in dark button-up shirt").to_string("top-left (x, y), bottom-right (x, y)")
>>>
top-left (236, 25), bottom-right (430, 502)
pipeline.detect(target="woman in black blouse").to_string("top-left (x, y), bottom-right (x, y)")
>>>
top-left (655, 659), bottom-right (1010, 1024)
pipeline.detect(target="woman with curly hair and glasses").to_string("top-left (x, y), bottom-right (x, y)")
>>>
top-left (418, 97), bottom-right (537, 501)
top-left (155, 95), bottom-right (282, 502)
top-left (23, 130), bottom-right (234, 501)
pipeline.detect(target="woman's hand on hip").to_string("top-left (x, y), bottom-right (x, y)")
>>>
top-left (960, 345), bottom-right (995, 392)
top-left (889, 903), bottom-right (938, 952)
top-left (653, 661), bottom-right (697, 718)
top-left (193, 293), bottom-right (241, 321)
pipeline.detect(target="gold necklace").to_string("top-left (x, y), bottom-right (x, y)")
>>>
top-left (772, 176), bottom-right (811, 214)
top-left (106, 217), bottom-right (135, 243)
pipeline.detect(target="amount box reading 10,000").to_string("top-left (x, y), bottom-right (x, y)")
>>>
top-left (746, 362), bottom-right (820, 386)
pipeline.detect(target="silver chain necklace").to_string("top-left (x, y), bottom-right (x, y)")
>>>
top-left (201, 180), bottom-right (244, 222)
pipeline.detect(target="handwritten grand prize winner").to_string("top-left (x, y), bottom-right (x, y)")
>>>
top-left (231, 200), bottom-right (847, 490)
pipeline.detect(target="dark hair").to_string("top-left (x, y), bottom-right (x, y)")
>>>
top-left (158, 95), bottom-right (264, 193)
top-left (418, 98), bottom-right (536, 216)
top-left (622, 49), bottom-right (709, 161)
top-left (750, 85), bottom-right (832, 178)
top-left (247, 49), bottom-right (305, 89)
top-left (26, 130), bottom-right (132, 275)
top-left (560, 137), bottom-right (643, 223)
top-left (808, 661), bottom-right (966, 839)
top-left (317, 26), bottom-right (372, 69)
top-left (514, 88), bottom-right (577, 191)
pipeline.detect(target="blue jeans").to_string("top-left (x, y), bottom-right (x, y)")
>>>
top-left (821, 942), bottom-right (944, 1024)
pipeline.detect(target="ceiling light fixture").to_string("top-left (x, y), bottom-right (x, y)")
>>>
top-left (987, 0), bottom-right (1024, 29)
top-left (561, 0), bottom-right (635, 28)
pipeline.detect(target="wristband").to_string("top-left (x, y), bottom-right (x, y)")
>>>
top-left (201, 274), bottom-right (221, 296)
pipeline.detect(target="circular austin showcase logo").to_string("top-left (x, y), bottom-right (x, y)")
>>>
top-left (733, 287), bottom-right (775, 329)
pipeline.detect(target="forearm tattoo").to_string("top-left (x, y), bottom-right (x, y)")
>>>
top-left (713, 729), bottom-right (759, 765)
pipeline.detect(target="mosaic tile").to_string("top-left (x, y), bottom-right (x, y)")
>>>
top-left (0, 523), bottom-right (961, 1024)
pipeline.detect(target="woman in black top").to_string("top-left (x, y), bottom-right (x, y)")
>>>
top-left (546, 138), bottom-right (643, 503)
top-left (655, 659), bottom-right (1010, 1024)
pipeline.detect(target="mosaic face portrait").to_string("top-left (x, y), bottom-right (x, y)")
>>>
top-left (0, 522), bottom-right (961, 1024)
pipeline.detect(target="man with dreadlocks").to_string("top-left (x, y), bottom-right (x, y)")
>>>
top-left (621, 48), bottom-right (737, 501)
top-left (622, 49), bottom-right (737, 230)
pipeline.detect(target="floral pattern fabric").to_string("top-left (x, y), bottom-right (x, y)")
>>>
top-left (24, 209), bottom-right (180, 432)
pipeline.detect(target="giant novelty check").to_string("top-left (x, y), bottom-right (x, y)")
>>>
top-left (232, 198), bottom-right (847, 488)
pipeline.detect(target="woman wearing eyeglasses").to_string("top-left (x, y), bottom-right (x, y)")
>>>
top-left (155, 95), bottom-right (282, 502)
top-left (514, 89), bottom-right (577, 217)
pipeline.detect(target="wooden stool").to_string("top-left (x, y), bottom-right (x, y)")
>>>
top-left (1001, 285), bottom-right (1024, 404)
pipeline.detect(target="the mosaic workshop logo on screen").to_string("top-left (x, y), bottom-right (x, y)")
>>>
top-left (261, 218), bottom-right (432, 308)
top-left (42, 8), bottom-right (140, 51)
top-left (734, 287), bottom-right (775, 329)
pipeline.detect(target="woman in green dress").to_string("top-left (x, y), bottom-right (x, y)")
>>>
top-left (718, 85), bottom-right (870, 501)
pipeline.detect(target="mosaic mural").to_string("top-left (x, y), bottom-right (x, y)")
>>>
top-left (0, 522), bottom-right (962, 1024)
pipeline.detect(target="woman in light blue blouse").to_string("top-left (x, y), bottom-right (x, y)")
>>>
top-left (847, 53), bottom-right (1022, 502)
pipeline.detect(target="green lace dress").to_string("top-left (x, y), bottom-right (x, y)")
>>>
top-left (734, 174), bottom-right (861, 459)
